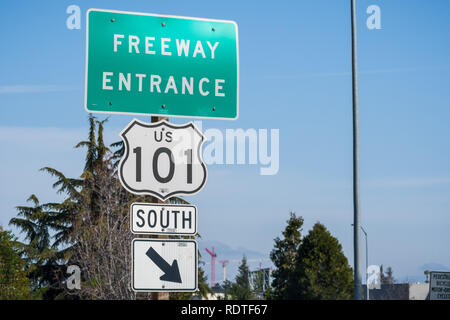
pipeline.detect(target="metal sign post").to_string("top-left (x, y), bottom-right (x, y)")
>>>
top-left (150, 116), bottom-right (170, 301)
top-left (351, 0), bottom-right (363, 301)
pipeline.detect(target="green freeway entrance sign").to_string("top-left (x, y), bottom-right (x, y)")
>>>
top-left (85, 9), bottom-right (239, 120)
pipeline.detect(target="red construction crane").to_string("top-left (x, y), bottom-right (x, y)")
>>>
top-left (205, 247), bottom-right (217, 287)
top-left (219, 260), bottom-right (229, 282)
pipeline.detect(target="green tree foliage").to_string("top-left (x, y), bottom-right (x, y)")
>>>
top-left (294, 223), bottom-right (353, 300)
top-left (424, 270), bottom-right (430, 283)
top-left (380, 265), bottom-right (395, 285)
top-left (9, 115), bottom-right (211, 299)
top-left (9, 195), bottom-right (64, 299)
top-left (268, 212), bottom-right (304, 299)
top-left (251, 269), bottom-right (264, 298)
top-left (269, 216), bottom-right (353, 300)
top-left (231, 256), bottom-right (254, 300)
top-left (9, 115), bottom-right (107, 299)
top-left (222, 279), bottom-right (233, 300)
top-left (0, 228), bottom-right (32, 299)
top-left (196, 265), bottom-right (214, 299)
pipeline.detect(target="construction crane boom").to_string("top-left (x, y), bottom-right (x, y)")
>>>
top-left (205, 247), bottom-right (217, 287)
top-left (219, 260), bottom-right (229, 282)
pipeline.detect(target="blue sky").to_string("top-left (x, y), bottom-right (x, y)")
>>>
top-left (1, 0), bottom-right (449, 283)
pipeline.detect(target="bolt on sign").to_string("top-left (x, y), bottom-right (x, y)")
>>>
top-left (85, 8), bottom-right (239, 120)
top-left (118, 119), bottom-right (207, 200)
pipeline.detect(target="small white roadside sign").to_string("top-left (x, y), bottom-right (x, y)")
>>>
top-left (429, 271), bottom-right (450, 300)
top-left (130, 202), bottom-right (197, 235)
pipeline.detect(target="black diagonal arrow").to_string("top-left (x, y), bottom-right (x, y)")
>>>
top-left (146, 247), bottom-right (182, 283)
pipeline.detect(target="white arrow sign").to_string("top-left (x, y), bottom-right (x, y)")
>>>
top-left (131, 239), bottom-right (198, 292)
top-left (119, 119), bottom-right (207, 200)
top-left (130, 202), bottom-right (197, 235)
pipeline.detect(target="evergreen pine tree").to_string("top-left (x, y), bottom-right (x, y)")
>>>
top-left (268, 212), bottom-right (304, 299)
top-left (295, 223), bottom-right (353, 300)
top-left (0, 228), bottom-right (32, 299)
top-left (222, 279), bottom-right (233, 300)
top-left (231, 256), bottom-right (254, 300)
top-left (9, 195), bottom-right (63, 299)
top-left (9, 115), bottom-right (207, 299)
top-left (380, 265), bottom-right (395, 285)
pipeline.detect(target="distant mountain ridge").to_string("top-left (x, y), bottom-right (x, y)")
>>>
top-left (197, 240), bottom-right (449, 288)
top-left (198, 240), bottom-right (268, 262)
top-left (389, 263), bottom-right (450, 284)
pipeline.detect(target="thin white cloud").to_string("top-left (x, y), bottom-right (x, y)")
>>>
top-left (0, 84), bottom-right (77, 94)
top-left (0, 126), bottom-right (122, 150)
top-left (367, 177), bottom-right (450, 188)
top-left (264, 65), bottom-right (450, 80)
top-left (0, 126), bottom-right (85, 145)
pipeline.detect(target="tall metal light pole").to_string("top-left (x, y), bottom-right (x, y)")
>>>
top-left (351, 0), bottom-right (363, 300)
top-left (361, 226), bottom-right (368, 300)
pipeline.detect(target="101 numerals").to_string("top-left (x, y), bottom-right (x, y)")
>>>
top-left (133, 147), bottom-right (193, 184)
